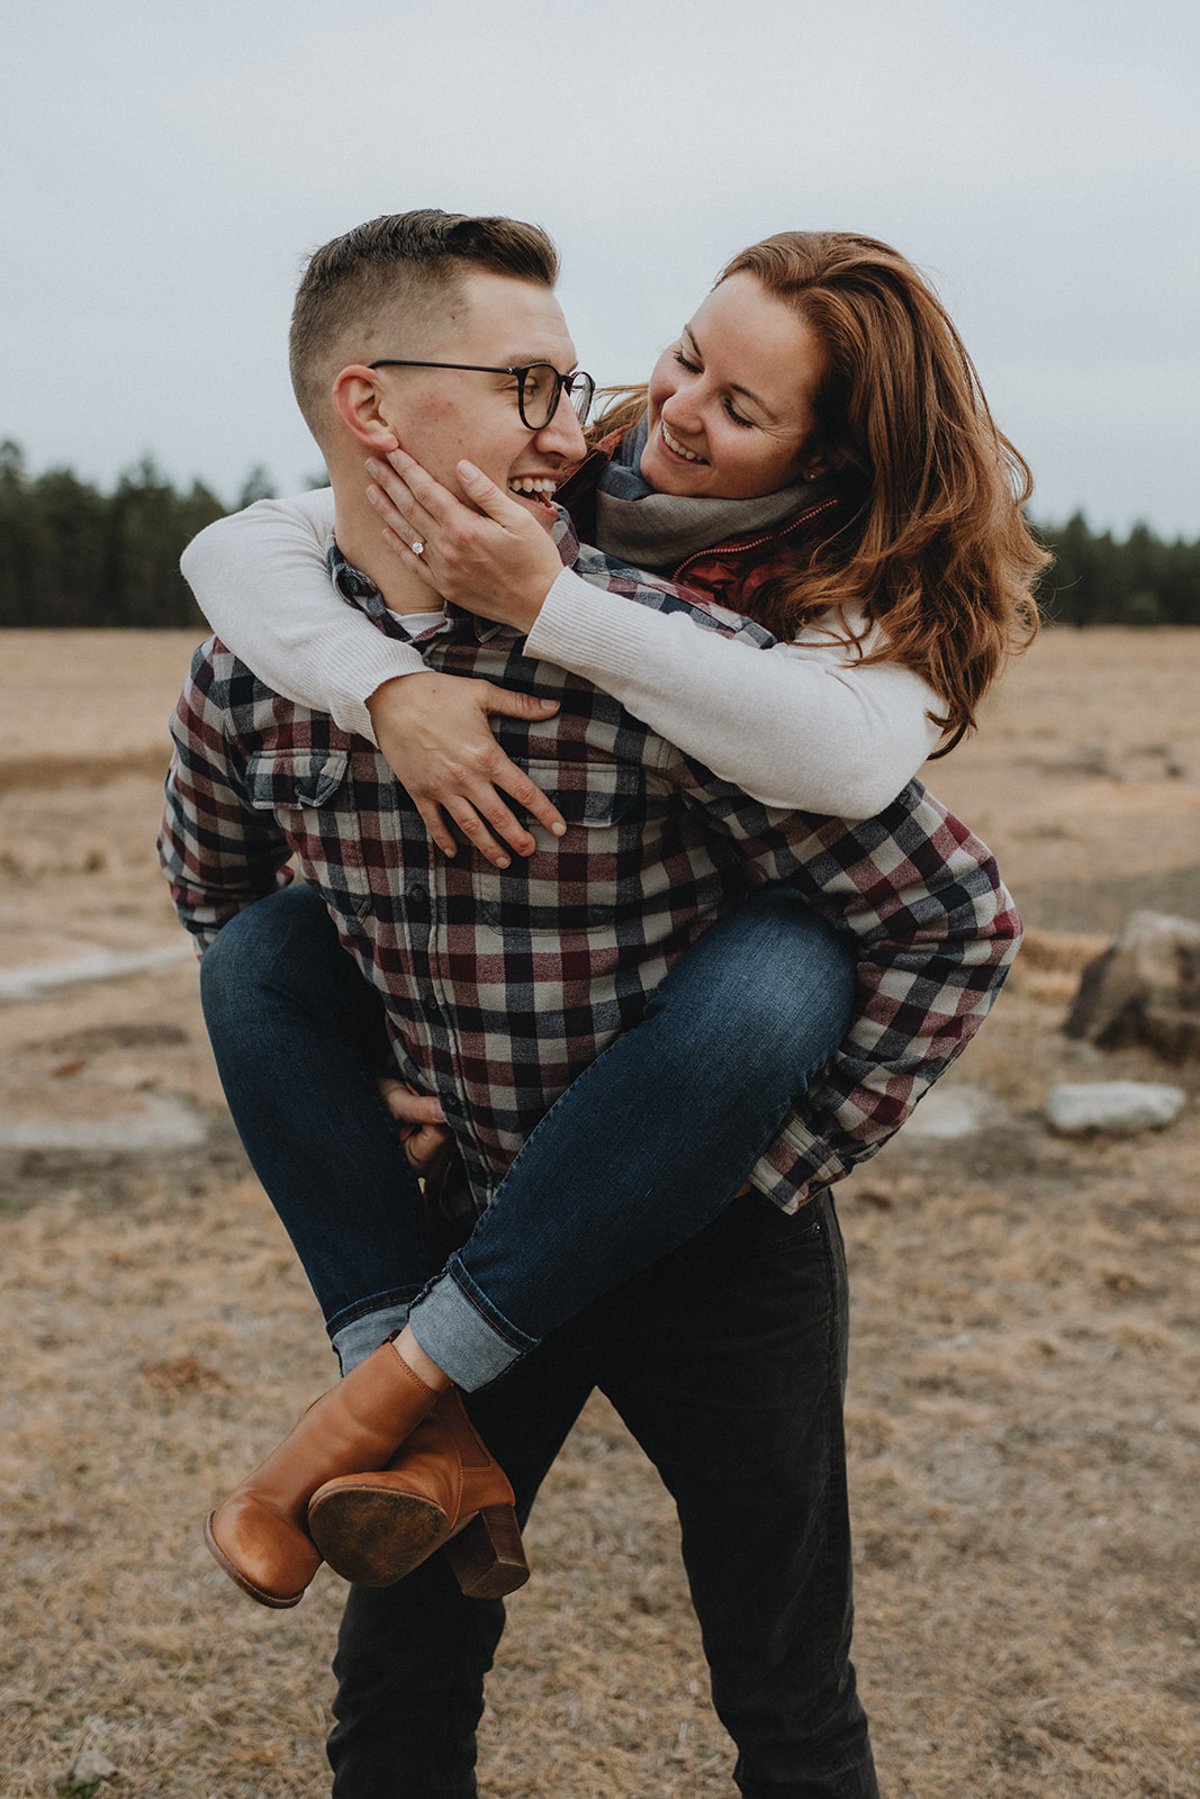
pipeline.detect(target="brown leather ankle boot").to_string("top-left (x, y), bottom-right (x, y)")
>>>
top-left (307, 1389), bottom-right (529, 1599)
top-left (203, 1339), bottom-right (438, 1608)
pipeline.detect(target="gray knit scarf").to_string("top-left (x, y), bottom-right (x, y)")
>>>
top-left (593, 417), bottom-right (825, 573)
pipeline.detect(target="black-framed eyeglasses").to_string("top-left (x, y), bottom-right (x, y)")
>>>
top-left (367, 358), bottom-right (595, 431)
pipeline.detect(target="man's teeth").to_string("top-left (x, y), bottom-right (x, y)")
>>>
top-left (508, 477), bottom-right (558, 497)
top-left (661, 424), bottom-right (703, 463)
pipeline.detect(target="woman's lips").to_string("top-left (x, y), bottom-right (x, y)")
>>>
top-left (657, 421), bottom-right (707, 465)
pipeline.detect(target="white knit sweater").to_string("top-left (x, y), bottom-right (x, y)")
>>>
top-left (180, 489), bottom-right (943, 819)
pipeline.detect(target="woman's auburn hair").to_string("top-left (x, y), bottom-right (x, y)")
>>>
top-left (591, 232), bottom-right (1048, 752)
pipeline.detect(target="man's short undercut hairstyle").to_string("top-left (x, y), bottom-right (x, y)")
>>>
top-left (289, 208), bottom-right (560, 442)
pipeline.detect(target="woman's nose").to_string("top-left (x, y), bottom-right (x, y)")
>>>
top-left (661, 386), bottom-right (702, 436)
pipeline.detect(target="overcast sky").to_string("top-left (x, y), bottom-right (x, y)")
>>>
top-left (4, 0), bottom-right (1196, 536)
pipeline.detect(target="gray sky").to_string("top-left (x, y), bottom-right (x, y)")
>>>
top-left (4, 0), bottom-right (1197, 535)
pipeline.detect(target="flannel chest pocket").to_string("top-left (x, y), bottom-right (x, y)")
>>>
top-left (243, 749), bottom-right (373, 927)
top-left (478, 758), bottom-right (645, 934)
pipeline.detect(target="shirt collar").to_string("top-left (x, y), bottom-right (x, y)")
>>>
top-left (327, 504), bottom-right (580, 644)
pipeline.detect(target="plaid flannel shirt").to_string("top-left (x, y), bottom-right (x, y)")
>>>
top-left (159, 512), bottom-right (1021, 1216)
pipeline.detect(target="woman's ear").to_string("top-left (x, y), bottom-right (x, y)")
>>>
top-left (797, 440), bottom-right (831, 481)
top-left (330, 366), bottom-right (401, 452)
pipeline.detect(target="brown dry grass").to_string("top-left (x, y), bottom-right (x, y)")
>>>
top-left (1, 626), bottom-right (1199, 1797)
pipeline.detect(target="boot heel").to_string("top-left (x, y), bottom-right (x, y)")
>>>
top-left (445, 1504), bottom-right (529, 1599)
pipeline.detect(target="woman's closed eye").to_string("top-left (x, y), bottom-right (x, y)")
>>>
top-left (672, 350), bottom-right (756, 430)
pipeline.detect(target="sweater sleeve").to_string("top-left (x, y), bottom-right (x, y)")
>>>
top-left (180, 490), bottom-right (427, 740)
top-left (524, 568), bottom-right (944, 818)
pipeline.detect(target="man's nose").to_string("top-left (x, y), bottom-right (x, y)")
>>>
top-left (536, 390), bottom-right (588, 461)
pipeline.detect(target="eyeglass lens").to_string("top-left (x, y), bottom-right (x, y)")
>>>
top-left (522, 365), bottom-right (594, 429)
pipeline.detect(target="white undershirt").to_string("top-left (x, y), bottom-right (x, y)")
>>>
top-left (386, 606), bottom-right (448, 636)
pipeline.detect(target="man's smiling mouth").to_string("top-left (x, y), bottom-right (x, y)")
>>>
top-left (508, 476), bottom-right (558, 498)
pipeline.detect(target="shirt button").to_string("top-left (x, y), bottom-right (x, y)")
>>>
top-left (408, 884), bottom-right (427, 905)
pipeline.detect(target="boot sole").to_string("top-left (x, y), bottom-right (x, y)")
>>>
top-left (308, 1486), bottom-right (451, 1588)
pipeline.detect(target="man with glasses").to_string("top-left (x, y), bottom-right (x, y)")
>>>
top-left (160, 208), bottom-right (959, 1795)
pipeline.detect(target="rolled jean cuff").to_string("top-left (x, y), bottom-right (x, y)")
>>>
top-left (408, 1256), bottom-right (539, 1392)
top-left (332, 1301), bottom-right (412, 1375)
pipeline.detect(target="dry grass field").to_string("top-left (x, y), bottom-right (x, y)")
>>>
top-left (1, 626), bottom-right (1199, 1798)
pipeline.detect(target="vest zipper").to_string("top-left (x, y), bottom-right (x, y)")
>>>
top-left (671, 494), bottom-right (841, 584)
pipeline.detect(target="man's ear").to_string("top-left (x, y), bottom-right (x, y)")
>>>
top-left (330, 366), bottom-right (401, 453)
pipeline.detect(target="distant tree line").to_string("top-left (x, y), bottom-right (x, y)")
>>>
top-left (0, 441), bottom-right (277, 630)
top-left (1, 438), bottom-right (1198, 628)
top-left (1034, 515), bottom-right (1200, 627)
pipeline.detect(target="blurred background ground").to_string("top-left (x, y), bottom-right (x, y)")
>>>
top-left (1, 626), bottom-right (1198, 1796)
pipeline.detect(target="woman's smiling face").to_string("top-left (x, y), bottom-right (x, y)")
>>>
top-left (639, 271), bottom-right (825, 500)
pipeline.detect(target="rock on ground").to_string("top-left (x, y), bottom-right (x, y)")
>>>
top-left (1065, 909), bottom-right (1200, 1059)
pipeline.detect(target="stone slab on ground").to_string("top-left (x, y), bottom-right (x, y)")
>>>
top-left (1045, 1079), bottom-right (1186, 1136)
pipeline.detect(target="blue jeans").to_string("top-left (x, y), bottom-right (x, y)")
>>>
top-left (199, 881), bottom-right (856, 1390)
